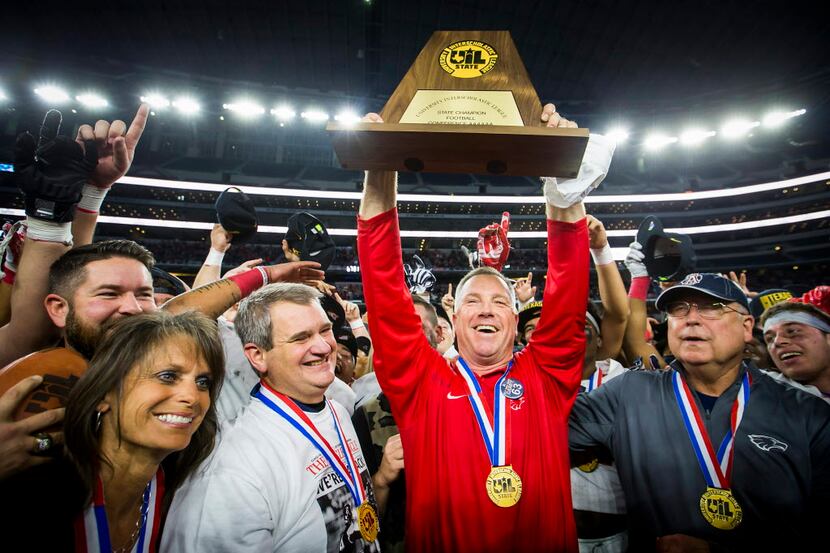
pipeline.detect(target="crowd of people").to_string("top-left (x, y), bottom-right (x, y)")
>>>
top-left (0, 103), bottom-right (827, 553)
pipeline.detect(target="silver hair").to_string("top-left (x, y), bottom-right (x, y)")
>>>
top-left (235, 283), bottom-right (322, 350)
top-left (454, 267), bottom-right (518, 313)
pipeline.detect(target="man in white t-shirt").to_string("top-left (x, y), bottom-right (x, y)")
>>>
top-left (163, 283), bottom-right (380, 553)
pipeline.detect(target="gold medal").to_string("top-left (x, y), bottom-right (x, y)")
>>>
top-left (699, 487), bottom-right (743, 530)
top-left (357, 502), bottom-right (379, 542)
top-left (577, 458), bottom-right (599, 473)
top-left (486, 465), bottom-right (522, 508)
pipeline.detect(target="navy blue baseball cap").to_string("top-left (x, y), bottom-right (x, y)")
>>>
top-left (655, 273), bottom-right (749, 312)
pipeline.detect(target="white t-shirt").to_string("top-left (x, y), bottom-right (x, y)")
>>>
top-left (570, 358), bottom-right (628, 514)
top-left (326, 376), bottom-right (357, 415)
top-left (162, 394), bottom-right (380, 553)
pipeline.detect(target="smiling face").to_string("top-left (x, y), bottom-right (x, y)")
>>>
top-left (50, 257), bottom-right (156, 358)
top-left (99, 335), bottom-right (212, 461)
top-left (764, 321), bottom-right (830, 388)
top-left (667, 292), bottom-right (753, 372)
top-left (248, 301), bottom-right (337, 402)
top-left (453, 274), bottom-right (518, 371)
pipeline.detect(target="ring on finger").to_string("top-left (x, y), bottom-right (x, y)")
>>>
top-left (33, 432), bottom-right (53, 454)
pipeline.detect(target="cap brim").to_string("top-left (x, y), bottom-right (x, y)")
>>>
top-left (655, 285), bottom-right (737, 311)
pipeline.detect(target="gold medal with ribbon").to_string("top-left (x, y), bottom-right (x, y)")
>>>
top-left (457, 358), bottom-right (523, 508)
top-left (255, 382), bottom-right (379, 543)
top-left (357, 502), bottom-right (379, 542)
top-left (486, 465), bottom-right (523, 508)
top-left (672, 370), bottom-right (751, 530)
top-left (699, 487), bottom-right (743, 530)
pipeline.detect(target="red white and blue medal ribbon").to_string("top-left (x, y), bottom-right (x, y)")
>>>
top-left (586, 367), bottom-right (603, 392)
top-left (254, 381), bottom-right (367, 507)
top-left (457, 358), bottom-right (512, 466)
top-left (74, 468), bottom-right (164, 553)
top-left (672, 370), bottom-right (751, 488)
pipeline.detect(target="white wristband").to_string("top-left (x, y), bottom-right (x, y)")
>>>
top-left (349, 319), bottom-right (365, 331)
top-left (76, 184), bottom-right (109, 214)
top-left (256, 266), bottom-right (269, 286)
top-left (590, 243), bottom-right (614, 266)
top-left (204, 248), bottom-right (226, 266)
top-left (25, 217), bottom-right (72, 245)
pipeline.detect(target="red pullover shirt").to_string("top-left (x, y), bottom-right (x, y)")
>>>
top-left (357, 208), bottom-right (587, 552)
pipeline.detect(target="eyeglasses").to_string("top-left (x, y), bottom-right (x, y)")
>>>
top-left (665, 301), bottom-right (745, 320)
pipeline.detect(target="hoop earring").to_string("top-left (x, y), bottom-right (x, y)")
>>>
top-left (95, 411), bottom-right (103, 432)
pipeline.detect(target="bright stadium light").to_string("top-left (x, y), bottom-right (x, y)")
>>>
top-left (223, 99), bottom-right (265, 118)
top-left (604, 127), bottom-right (630, 144)
top-left (762, 108), bottom-right (806, 128)
top-left (140, 92), bottom-right (171, 109)
top-left (0, 88), bottom-right (7, 101)
top-left (643, 133), bottom-right (677, 151)
top-left (271, 105), bottom-right (297, 122)
top-left (679, 128), bottom-right (716, 146)
top-left (720, 118), bottom-right (760, 139)
top-left (301, 109), bottom-right (329, 123)
top-left (75, 92), bottom-right (109, 109)
top-left (172, 96), bottom-right (200, 114)
top-left (34, 85), bottom-right (70, 104)
top-left (334, 110), bottom-right (361, 126)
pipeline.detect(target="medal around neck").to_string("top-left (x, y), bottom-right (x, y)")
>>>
top-left (672, 370), bottom-right (751, 530)
top-left (457, 358), bottom-right (523, 507)
top-left (357, 502), bottom-right (379, 542)
top-left (486, 465), bottom-right (523, 508)
top-left (700, 487), bottom-right (743, 530)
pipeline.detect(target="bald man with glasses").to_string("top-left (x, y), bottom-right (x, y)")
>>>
top-left (568, 273), bottom-right (830, 552)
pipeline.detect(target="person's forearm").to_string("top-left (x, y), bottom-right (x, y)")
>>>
top-left (371, 473), bottom-right (391, 517)
top-left (595, 262), bottom-right (629, 360)
top-left (546, 201), bottom-right (586, 223)
top-left (359, 170), bottom-right (397, 219)
top-left (70, 210), bottom-right (98, 247)
top-left (192, 263), bottom-right (222, 289)
top-left (623, 293), bottom-right (665, 368)
top-left (162, 279), bottom-right (242, 319)
top-left (0, 239), bottom-right (67, 366)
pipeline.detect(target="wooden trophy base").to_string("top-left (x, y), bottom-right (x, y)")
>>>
top-left (327, 122), bottom-right (588, 177)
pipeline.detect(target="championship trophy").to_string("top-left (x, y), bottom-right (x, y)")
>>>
top-left (327, 30), bottom-right (589, 177)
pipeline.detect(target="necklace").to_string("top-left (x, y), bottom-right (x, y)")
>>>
top-left (110, 483), bottom-right (151, 553)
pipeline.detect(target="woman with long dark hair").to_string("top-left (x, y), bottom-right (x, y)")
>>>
top-left (63, 310), bottom-right (224, 552)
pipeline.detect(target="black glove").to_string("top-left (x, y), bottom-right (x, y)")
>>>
top-left (14, 110), bottom-right (98, 223)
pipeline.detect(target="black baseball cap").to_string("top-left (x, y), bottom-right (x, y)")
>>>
top-left (150, 267), bottom-right (188, 297)
top-left (215, 187), bottom-right (258, 242)
top-left (284, 212), bottom-right (337, 271)
top-left (334, 325), bottom-right (358, 359)
top-left (655, 273), bottom-right (749, 311)
top-left (749, 288), bottom-right (794, 320)
top-left (518, 301), bottom-right (543, 335)
top-left (637, 216), bottom-right (697, 282)
top-left (319, 293), bottom-right (346, 327)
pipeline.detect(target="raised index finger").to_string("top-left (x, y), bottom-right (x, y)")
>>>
top-left (125, 104), bottom-right (150, 149)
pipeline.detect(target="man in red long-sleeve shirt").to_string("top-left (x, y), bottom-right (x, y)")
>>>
top-left (357, 104), bottom-right (615, 552)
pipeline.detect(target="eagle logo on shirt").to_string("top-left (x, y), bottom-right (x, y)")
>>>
top-left (748, 434), bottom-right (789, 453)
